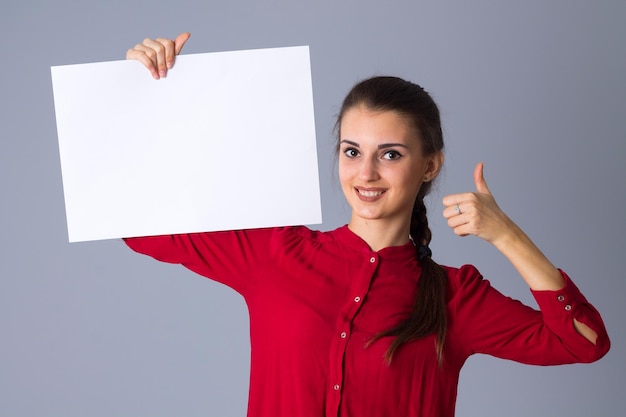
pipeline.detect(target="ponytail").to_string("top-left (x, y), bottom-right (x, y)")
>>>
top-left (368, 196), bottom-right (448, 365)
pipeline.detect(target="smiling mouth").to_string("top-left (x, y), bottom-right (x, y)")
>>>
top-left (354, 187), bottom-right (387, 201)
top-left (358, 189), bottom-right (384, 197)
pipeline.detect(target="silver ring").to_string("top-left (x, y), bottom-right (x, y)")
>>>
top-left (454, 204), bottom-right (462, 215)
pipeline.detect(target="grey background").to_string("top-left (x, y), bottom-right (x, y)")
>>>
top-left (1, 1), bottom-right (624, 416)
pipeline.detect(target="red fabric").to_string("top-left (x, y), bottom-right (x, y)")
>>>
top-left (124, 226), bottom-right (609, 417)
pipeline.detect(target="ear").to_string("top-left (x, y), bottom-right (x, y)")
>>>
top-left (422, 151), bottom-right (444, 182)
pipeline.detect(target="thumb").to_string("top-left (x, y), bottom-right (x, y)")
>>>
top-left (474, 162), bottom-right (492, 195)
top-left (174, 32), bottom-right (191, 55)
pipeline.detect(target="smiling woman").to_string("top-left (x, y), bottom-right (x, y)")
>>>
top-left (339, 108), bottom-right (438, 238)
top-left (123, 34), bottom-right (609, 417)
top-left (336, 77), bottom-right (448, 364)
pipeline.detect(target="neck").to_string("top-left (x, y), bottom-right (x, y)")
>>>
top-left (348, 217), bottom-right (411, 252)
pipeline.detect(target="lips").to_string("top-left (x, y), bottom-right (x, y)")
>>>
top-left (355, 187), bottom-right (386, 202)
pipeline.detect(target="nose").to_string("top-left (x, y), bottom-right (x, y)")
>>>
top-left (358, 156), bottom-right (380, 182)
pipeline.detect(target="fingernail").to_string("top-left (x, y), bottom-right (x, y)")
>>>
top-left (152, 71), bottom-right (160, 80)
top-left (159, 70), bottom-right (166, 78)
top-left (167, 61), bottom-right (173, 69)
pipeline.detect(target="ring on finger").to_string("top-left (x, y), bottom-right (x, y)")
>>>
top-left (454, 204), bottom-right (462, 215)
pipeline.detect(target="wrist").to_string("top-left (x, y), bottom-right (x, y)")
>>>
top-left (490, 216), bottom-right (523, 251)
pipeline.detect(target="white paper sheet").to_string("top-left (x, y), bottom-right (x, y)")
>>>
top-left (51, 46), bottom-right (321, 242)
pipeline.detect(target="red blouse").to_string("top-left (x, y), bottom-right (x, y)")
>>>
top-left (124, 225), bottom-right (609, 417)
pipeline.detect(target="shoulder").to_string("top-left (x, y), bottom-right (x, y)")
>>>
top-left (441, 263), bottom-right (483, 285)
top-left (267, 225), bottom-right (348, 253)
top-left (440, 264), bottom-right (491, 302)
top-left (223, 225), bottom-right (341, 258)
top-left (262, 225), bottom-right (335, 244)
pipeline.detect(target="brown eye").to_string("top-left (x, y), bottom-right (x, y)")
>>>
top-left (343, 148), bottom-right (359, 158)
top-left (382, 150), bottom-right (402, 160)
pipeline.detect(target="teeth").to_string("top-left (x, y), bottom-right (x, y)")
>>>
top-left (358, 189), bottom-right (383, 197)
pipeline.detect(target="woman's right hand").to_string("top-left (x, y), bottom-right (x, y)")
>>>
top-left (126, 32), bottom-right (191, 80)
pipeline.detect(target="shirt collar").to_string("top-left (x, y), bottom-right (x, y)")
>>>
top-left (332, 225), bottom-right (418, 261)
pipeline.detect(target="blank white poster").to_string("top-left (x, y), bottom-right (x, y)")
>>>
top-left (51, 46), bottom-right (321, 242)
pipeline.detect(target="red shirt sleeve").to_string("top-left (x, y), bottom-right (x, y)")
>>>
top-left (448, 265), bottom-right (610, 365)
top-left (530, 272), bottom-right (610, 361)
top-left (123, 228), bottom-right (285, 295)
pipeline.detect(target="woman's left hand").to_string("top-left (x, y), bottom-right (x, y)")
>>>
top-left (443, 165), bottom-right (599, 344)
top-left (442, 162), bottom-right (514, 245)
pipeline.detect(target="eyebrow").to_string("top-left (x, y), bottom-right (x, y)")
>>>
top-left (339, 140), bottom-right (410, 150)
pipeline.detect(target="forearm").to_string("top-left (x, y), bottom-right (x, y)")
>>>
top-left (493, 220), bottom-right (598, 344)
top-left (491, 219), bottom-right (563, 291)
top-left (444, 163), bottom-right (602, 345)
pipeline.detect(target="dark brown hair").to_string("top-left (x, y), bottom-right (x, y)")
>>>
top-left (336, 76), bottom-right (448, 364)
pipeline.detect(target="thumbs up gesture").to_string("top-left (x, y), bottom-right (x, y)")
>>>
top-left (442, 162), bottom-right (514, 245)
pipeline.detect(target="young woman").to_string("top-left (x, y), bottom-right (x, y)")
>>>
top-left (124, 33), bottom-right (609, 417)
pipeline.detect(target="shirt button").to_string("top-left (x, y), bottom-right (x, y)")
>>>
top-left (354, 296), bottom-right (361, 303)
top-left (565, 305), bottom-right (572, 311)
top-left (340, 332), bottom-right (347, 338)
top-left (557, 295), bottom-right (565, 302)
top-left (369, 256), bottom-right (376, 263)
top-left (333, 384), bottom-right (340, 391)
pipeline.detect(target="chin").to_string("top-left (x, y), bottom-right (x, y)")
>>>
top-left (352, 207), bottom-right (386, 221)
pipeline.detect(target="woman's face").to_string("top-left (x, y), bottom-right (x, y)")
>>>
top-left (338, 106), bottom-right (441, 228)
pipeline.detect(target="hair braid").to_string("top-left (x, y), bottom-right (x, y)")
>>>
top-left (369, 194), bottom-right (448, 365)
top-left (411, 188), bottom-right (432, 247)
